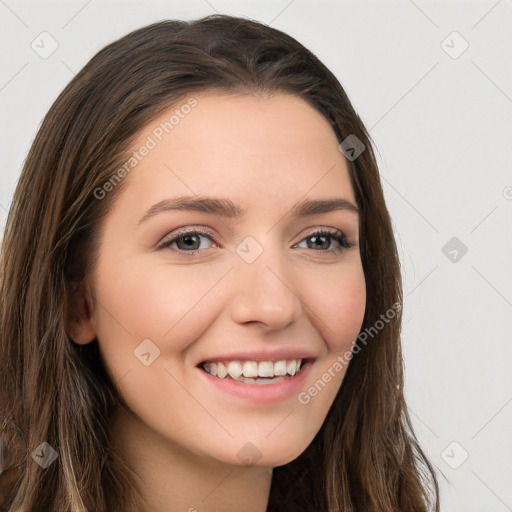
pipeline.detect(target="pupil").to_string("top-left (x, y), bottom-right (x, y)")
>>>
top-left (310, 235), bottom-right (328, 250)
top-left (180, 235), bottom-right (199, 250)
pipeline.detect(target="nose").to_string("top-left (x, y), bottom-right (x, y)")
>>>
top-left (229, 243), bottom-right (303, 330)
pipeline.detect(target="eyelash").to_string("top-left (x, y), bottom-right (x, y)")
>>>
top-left (157, 227), bottom-right (353, 256)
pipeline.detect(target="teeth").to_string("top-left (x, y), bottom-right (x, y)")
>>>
top-left (258, 361), bottom-right (274, 378)
top-left (216, 362), bottom-right (227, 378)
top-left (227, 361), bottom-right (243, 379)
top-left (202, 358), bottom-right (303, 381)
top-left (242, 361), bottom-right (258, 378)
top-left (287, 359), bottom-right (297, 374)
top-left (274, 360), bottom-right (287, 376)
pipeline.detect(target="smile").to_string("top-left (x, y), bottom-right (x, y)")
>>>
top-left (201, 358), bottom-right (305, 384)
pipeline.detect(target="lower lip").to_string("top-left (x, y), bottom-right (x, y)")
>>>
top-left (197, 361), bottom-right (314, 404)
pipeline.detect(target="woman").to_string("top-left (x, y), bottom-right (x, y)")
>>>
top-left (0, 14), bottom-right (440, 511)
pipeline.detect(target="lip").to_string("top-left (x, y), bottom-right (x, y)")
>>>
top-left (197, 359), bottom-right (314, 404)
top-left (196, 348), bottom-right (317, 365)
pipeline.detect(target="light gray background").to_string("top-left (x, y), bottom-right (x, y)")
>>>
top-left (1, 1), bottom-right (511, 510)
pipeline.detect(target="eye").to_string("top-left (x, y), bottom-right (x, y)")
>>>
top-left (157, 227), bottom-right (353, 256)
top-left (157, 228), bottom-right (217, 255)
top-left (293, 228), bottom-right (353, 253)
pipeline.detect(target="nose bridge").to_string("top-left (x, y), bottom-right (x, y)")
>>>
top-left (229, 236), bottom-right (302, 329)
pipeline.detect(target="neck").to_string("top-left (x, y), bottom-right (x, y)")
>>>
top-left (111, 404), bottom-right (273, 512)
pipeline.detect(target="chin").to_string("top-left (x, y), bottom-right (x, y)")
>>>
top-left (211, 435), bottom-right (314, 469)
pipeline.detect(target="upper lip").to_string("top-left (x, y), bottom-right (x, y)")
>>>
top-left (197, 348), bottom-right (317, 365)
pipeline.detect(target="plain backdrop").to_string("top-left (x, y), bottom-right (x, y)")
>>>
top-left (1, 1), bottom-right (511, 510)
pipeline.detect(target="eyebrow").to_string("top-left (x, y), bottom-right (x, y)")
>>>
top-left (138, 195), bottom-right (359, 224)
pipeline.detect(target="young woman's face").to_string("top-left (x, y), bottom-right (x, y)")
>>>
top-left (85, 92), bottom-right (366, 468)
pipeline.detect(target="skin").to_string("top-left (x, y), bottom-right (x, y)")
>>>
top-left (68, 92), bottom-right (366, 512)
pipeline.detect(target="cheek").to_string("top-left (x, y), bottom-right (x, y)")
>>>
top-left (293, 263), bottom-right (365, 436)
top-left (93, 257), bottom-right (222, 348)
top-left (307, 262), bottom-right (366, 350)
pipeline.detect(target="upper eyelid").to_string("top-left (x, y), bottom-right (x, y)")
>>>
top-left (156, 227), bottom-right (215, 250)
top-left (158, 226), bottom-right (215, 243)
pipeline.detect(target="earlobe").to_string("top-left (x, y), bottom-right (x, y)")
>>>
top-left (66, 281), bottom-right (97, 345)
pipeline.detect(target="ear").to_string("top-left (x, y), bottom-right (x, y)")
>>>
top-left (66, 280), bottom-right (97, 345)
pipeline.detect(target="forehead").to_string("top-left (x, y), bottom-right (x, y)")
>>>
top-left (135, 92), bottom-right (340, 156)
top-left (113, 92), bottom-right (355, 218)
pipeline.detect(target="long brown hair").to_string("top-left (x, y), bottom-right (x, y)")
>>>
top-left (0, 14), bottom-right (440, 511)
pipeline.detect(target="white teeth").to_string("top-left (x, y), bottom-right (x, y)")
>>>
top-left (227, 361), bottom-right (243, 379)
top-left (287, 359), bottom-right (297, 374)
top-left (274, 360), bottom-right (287, 376)
top-left (242, 361), bottom-right (258, 378)
top-left (258, 361), bottom-right (274, 378)
top-left (216, 362), bottom-right (227, 378)
top-left (202, 358), bottom-right (304, 381)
